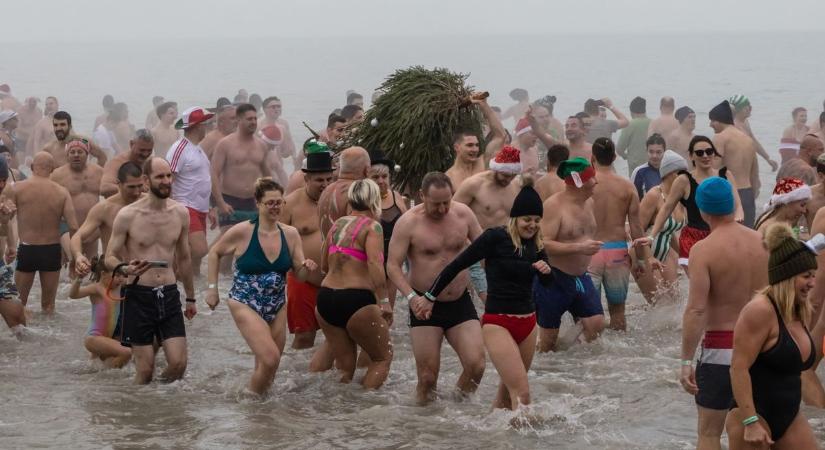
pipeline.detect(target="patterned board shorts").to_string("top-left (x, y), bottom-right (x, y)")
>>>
top-left (228, 270), bottom-right (287, 323)
top-left (0, 262), bottom-right (18, 299)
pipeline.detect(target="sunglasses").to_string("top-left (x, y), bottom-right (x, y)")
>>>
top-left (263, 200), bottom-right (284, 208)
top-left (693, 149), bottom-right (717, 157)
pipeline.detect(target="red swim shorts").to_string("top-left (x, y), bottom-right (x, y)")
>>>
top-left (287, 272), bottom-right (320, 333)
top-left (187, 207), bottom-right (207, 234)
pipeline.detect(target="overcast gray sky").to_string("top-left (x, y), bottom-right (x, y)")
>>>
top-left (5, 0), bottom-right (825, 41)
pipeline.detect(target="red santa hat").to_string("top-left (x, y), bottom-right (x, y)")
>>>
top-left (259, 125), bottom-right (282, 146)
top-left (763, 177), bottom-right (811, 213)
top-left (489, 145), bottom-right (522, 174)
top-left (515, 117), bottom-right (533, 137)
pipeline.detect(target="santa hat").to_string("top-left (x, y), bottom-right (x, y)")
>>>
top-left (259, 125), bottom-right (282, 146)
top-left (557, 157), bottom-right (596, 188)
top-left (489, 145), bottom-right (522, 174)
top-left (515, 117), bottom-right (532, 137)
top-left (764, 177), bottom-right (811, 213)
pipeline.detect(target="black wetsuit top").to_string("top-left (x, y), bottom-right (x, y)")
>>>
top-left (380, 193), bottom-right (402, 257)
top-left (679, 167), bottom-right (728, 230)
top-left (734, 297), bottom-right (815, 440)
top-left (426, 227), bottom-right (551, 315)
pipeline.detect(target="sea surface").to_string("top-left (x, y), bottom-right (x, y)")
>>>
top-left (1, 32), bottom-right (824, 449)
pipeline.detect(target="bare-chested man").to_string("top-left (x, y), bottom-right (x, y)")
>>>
top-left (534, 158), bottom-right (606, 352)
top-left (286, 140), bottom-right (333, 195)
top-left (258, 125), bottom-right (289, 187)
top-left (648, 97), bottom-right (679, 137)
top-left (709, 100), bottom-right (759, 228)
top-left (7, 152), bottom-right (77, 314)
top-left (446, 94), bottom-right (503, 187)
top-left (259, 97), bottom-right (298, 166)
top-left (105, 157), bottom-right (196, 384)
top-left (281, 151), bottom-right (334, 362)
top-left (199, 104), bottom-right (236, 160)
top-left (144, 96), bottom-right (164, 130)
top-left (564, 115), bottom-right (592, 160)
top-left (93, 95), bottom-right (115, 132)
top-left (50, 138), bottom-right (103, 259)
top-left (776, 134), bottom-right (823, 187)
top-left (42, 111), bottom-right (107, 167)
top-left (100, 129), bottom-right (153, 197)
top-left (16, 97), bottom-right (42, 151)
top-left (535, 144), bottom-right (570, 202)
top-left (73, 161), bottom-right (144, 274)
top-left (729, 95), bottom-right (779, 172)
top-left (318, 147), bottom-right (370, 238)
top-left (150, 102), bottom-right (180, 155)
top-left (676, 176), bottom-right (767, 449)
top-left (667, 106), bottom-right (696, 159)
top-left (27, 96), bottom-right (59, 157)
top-left (589, 138), bottom-right (652, 331)
top-left (388, 172), bottom-right (486, 404)
top-left (213, 104), bottom-right (271, 232)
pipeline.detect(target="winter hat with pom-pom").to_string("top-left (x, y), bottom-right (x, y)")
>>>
top-left (766, 222), bottom-right (818, 284)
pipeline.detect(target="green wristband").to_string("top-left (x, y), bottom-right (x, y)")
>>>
top-left (742, 415), bottom-right (759, 426)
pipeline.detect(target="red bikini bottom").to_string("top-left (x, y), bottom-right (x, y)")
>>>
top-left (481, 313), bottom-right (537, 344)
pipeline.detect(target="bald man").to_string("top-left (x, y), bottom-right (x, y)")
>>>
top-left (6, 152), bottom-right (77, 314)
top-left (648, 97), bottom-right (679, 137)
top-left (318, 147), bottom-right (370, 238)
top-left (776, 135), bottom-right (824, 186)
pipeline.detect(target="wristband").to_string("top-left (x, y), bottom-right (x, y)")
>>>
top-left (742, 415), bottom-right (759, 426)
top-left (405, 291), bottom-right (417, 302)
top-left (379, 297), bottom-right (389, 305)
top-left (681, 359), bottom-right (692, 366)
top-left (423, 292), bottom-right (436, 302)
top-left (208, 283), bottom-right (217, 289)
top-left (185, 298), bottom-right (196, 303)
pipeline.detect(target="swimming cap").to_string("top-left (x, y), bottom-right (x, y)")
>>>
top-left (728, 95), bottom-right (750, 113)
top-left (695, 176), bottom-right (734, 216)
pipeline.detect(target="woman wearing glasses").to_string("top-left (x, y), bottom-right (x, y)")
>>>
top-left (205, 177), bottom-right (317, 395)
top-left (641, 136), bottom-right (744, 272)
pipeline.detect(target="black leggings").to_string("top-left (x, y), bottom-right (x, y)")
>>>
top-left (316, 287), bottom-right (375, 328)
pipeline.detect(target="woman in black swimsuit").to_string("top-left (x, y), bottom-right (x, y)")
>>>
top-left (368, 149), bottom-right (408, 307)
top-left (728, 223), bottom-right (820, 449)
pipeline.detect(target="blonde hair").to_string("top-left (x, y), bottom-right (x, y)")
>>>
top-left (348, 178), bottom-right (381, 217)
top-left (506, 217), bottom-right (542, 256)
top-left (760, 279), bottom-right (811, 325)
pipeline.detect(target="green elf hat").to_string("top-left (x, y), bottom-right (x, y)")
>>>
top-left (303, 138), bottom-right (330, 155)
top-left (557, 157), bottom-right (596, 188)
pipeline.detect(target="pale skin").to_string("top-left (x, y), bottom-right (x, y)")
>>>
top-left (150, 107), bottom-right (180, 155)
top-left (42, 118), bottom-right (107, 167)
top-left (782, 109), bottom-right (810, 142)
top-left (667, 113), bottom-right (696, 160)
top-left (387, 186), bottom-right (485, 404)
top-left (726, 276), bottom-right (820, 450)
top-left (259, 101), bottom-right (298, 164)
top-left (27, 97), bottom-right (58, 157)
top-left (99, 138), bottom-right (154, 198)
top-left (733, 106), bottom-right (779, 172)
top-left (200, 106), bottom-right (237, 160)
top-left (68, 272), bottom-right (132, 368)
top-left (453, 170), bottom-right (520, 231)
top-left (317, 209), bottom-right (393, 389)
top-left (679, 214), bottom-right (768, 450)
top-left (50, 147), bottom-right (103, 258)
top-left (446, 94), bottom-right (504, 188)
top-left (213, 111), bottom-right (272, 214)
top-left (5, 152), bottom-right (77, 314)
top-left (756, 200), bottom-right (807, 237)
top-left (712, 122), bottom-right (758, 191)
top-left (564, 117), bottom-right (592, 160)
top-left (534, 168), bottom-right (565, 202)
top-left (104, 158), bottom-right (195, 384)
top-left (205, 188), bottom-right (317, 395)
top-left (538, 179), bottom-right (605, 351)
top-left (648, 98), bottom-right (679, 137)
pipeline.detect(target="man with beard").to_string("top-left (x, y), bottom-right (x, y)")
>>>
top-left (199, 104), bottom-right (236, 159)
top-left (165, 107), bottom-right (217, 277)
top-left (50, 138), bottom-right (103, 259)
top-left (7, 152), bottom-right (77, 314)
top-left (105, 157), bottom-right (196, 384)
top-left (42, 111), bottom-right (107, 167)
top-left (27, 96), bottom-right (59, 157)
top-left (73, 161), bottom-right (144, 276)
top-left (446, 94), bottom-right (504, 188)
top-left (100, 129), bottom-right (154, 197)
top-left (776, 135), bottom-right (824, 187)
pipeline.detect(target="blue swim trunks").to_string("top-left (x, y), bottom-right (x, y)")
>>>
top-left (228, 270), bottom-right (287, 322)
top-left (533, 267), bottom-right (604, 329)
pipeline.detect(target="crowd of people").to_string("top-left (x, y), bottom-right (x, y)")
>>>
top-left (2, 81), bottom-right (825, 447)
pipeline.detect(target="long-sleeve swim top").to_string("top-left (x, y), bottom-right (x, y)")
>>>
top-left (426, 226), bottom-right (550, 315)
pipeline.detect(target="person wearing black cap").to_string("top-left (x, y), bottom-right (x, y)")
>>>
top-left (281, 150), bottom-right (335, 362)
top-left (616, 96), bottom-right (652, 176)
top-left (0, 156), bottom-right (26, 336)
top-left (667, 106), bottom-right (696, 158)
top-left (728, 223), bottom-right (820, 449)
top-left (710, 100), bottom-right (761, 228)
top-left (417, 180), bottom-right (551, 410)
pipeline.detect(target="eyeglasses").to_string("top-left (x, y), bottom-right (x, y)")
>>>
top-left (263, 200), bottom-right (284, 208)
top-left (693, 149), bottom-right (717, 157)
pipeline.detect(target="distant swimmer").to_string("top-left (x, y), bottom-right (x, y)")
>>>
top-left (729, 95), bottom-right (779, 172)
top-left (388, 172), bottom-right (485, 403)
top-left (16, 97), bottom-right (41, 152)
top-left (782, 107), bottom-right (810, 143)
top-left (199, 104), bottom-right (236, 160)
top-left (259, 97), bottom-right (298, 166)
top-left (43, 111), bottom-right (107, 167)
top-left (150, 102), bottom-right (180, 156)
top-left (105, 157), bottom-right (196, 384)
top-left (69, 258), bottom-right (131, 368)
top-left (534, 158), bottom-right (605, 351)
top-left (144, 95), bottom-right (164, 130)
top-left (92, 95), bottom-right (114, 132)
top-left (648, 96), bottom-right (679, 138)
top-left (564, 115), bottom-right (592, 160)
top-left (446, 93), bottom-right (503, 187)
top-left (710, 100), bottom-right (758, 228)
top-left (534, 144), bottom-right (569, 202)
top-left (258, 125), bottom-right (289, 187)
top-left (776, 135), bottom-right (823, 187)
top-left (100, 129), bottom-right (153, 198)
top-left (501, 88), bottom-right (530, 127)
top-left (616, 96), bottom-right (652, 176)
top-left (206, 178), bottom-right (317, 395)
top-left (584, 97), bottom-right (628, 143)
top-left (7, 152), bottom-right (77, 314)
top-left (27, 96), bottom-right (59, 157)
top-left (666, 106), bottom-right (696, 159)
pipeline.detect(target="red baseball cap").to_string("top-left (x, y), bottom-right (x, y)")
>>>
top-left (175, 106), bottom-right (214, 130)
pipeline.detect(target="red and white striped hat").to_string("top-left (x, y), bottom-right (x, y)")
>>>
top-left (515, 117), bottom-right (533, 137)
top-left (174, 106), bottom-right (215, 130)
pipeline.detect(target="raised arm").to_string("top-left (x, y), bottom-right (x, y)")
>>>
top-left (475, 95), bottom-right (505, 156)
top-left (527, 106), bottom-right (559, 150)
top-left (602, 98), bottom-right (629, 129)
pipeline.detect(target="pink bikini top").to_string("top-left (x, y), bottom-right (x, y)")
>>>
top-left (328, 216), bottom-right (370, 262)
